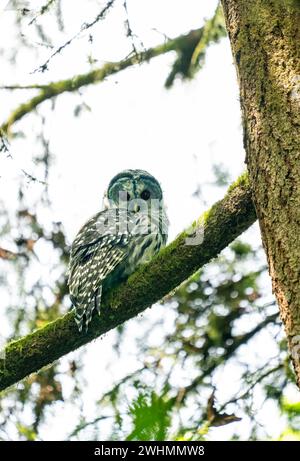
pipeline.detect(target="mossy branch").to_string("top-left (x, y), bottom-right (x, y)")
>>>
top-left (0, 173), bottom-right (256, 392)
top-left (0, 17), bottom-right (226, 135)
top-left (0, 30), bottom-right (200, 134)
top-left (165, 3), bottom-right (226, 87)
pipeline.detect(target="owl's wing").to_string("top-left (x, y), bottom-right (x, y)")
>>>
top-left (68, 210), bottom-right (130, 331)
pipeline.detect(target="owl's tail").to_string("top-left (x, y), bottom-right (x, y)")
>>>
top-left (71, 285), bottom-right (103, 333)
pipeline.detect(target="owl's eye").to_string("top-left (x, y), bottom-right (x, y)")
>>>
top-left (141, 189), bottom-right (151, 200)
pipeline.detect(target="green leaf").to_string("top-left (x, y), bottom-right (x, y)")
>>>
top-left (126, 391), bottom-right (173, 441)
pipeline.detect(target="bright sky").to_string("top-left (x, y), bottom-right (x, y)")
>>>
top-left (0, 0), bottom-right (296, 441)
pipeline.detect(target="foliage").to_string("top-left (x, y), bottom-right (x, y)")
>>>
top-left (126, 391), bottom-right (173, 441)
top-left (276, 399), bottom-right (300, 440)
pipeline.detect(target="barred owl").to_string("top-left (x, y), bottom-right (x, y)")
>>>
top-left (68, 169), bottom-right (169, 332)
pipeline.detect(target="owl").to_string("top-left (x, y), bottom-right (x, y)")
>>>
top-left (68, 169), bottom-right (169, 332)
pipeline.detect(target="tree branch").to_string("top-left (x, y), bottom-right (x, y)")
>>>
top-left (0, 247), bottom-right (26, 261)
top-left (0, 173), bottom-right (256, 392)
top-left (0, 21), bottom-right (225, 135)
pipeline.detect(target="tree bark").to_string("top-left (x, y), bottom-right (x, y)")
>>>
top-left (221, 0), bottom-right (300, 385)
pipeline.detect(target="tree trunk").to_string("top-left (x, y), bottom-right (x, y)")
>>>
top-left (221, 0), bottom-right (300, 385)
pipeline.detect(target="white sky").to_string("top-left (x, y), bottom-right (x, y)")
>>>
top-left (0, 0), bottom-right (245, 243)
top-left (0, 0), bottom-right (297, 441)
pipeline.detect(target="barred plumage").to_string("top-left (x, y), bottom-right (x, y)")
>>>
top-left (68, 169), bottom-right (169, 332)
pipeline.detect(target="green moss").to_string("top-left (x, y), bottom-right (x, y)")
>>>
top-left (227, 171), bottom-right (249, 193)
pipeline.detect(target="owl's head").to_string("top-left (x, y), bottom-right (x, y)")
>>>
top-left (103, 169), bottom-right (163, 210)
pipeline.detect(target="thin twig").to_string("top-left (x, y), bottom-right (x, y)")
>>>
top-left (32, 0), bottom-right (116, 73)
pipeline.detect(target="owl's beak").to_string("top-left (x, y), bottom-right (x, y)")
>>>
top-left (132, 203), bottom-right (141, 213)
